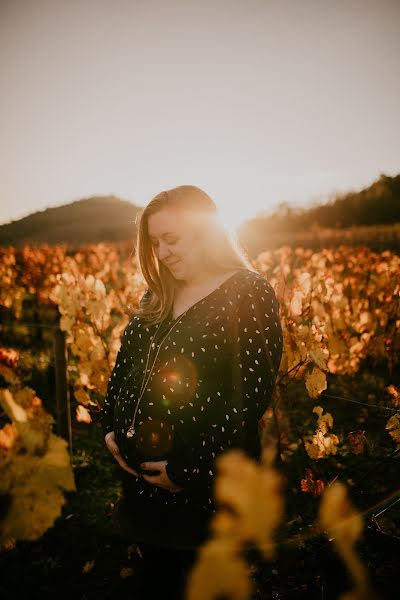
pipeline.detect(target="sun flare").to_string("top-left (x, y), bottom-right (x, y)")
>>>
top-left (216, 205), bottom-right (249, 234)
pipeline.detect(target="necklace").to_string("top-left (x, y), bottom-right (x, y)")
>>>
top-left (125, 308), bottom-right (190, 438)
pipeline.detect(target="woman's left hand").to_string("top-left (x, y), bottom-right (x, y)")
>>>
top-left (140, 460), bottom-right (185, 493)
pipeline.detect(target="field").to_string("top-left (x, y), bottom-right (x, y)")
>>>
top-left (0, 238), bottom-right (399, 599)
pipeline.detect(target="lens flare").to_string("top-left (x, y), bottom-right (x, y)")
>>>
top-left (152, 355), bottom-right (198, 409)
top-left (135, 419), bottom-right (174, 457)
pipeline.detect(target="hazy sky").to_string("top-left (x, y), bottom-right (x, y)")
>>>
top-left (1, 0), bottom-right (399, 228)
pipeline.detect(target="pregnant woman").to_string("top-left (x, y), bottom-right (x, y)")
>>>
top-left (101, 184), bottom-right (283, 599)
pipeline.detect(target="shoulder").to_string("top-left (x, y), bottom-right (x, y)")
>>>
top-left (123, 289), bottom-right (153, 332)
top-left (238, 269), bottom-right (276, 299)
top-left (122, 297), bottom-right (149, 336)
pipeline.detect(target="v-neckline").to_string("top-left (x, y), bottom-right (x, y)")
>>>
top-left (168, 268), bottom-right (247, 323)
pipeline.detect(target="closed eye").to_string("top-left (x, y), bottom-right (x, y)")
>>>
top-left (152, 238), bottom-right (178, 247)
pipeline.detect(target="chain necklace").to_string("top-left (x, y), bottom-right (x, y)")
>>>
top-left (125, 308), bottom-right (190, 438)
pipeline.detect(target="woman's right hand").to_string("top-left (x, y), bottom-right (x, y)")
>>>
top-left (104, 431), bottom-right (141, 477)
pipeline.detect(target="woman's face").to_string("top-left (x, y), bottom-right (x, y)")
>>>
top-left (147, 208), bottom-right (206, 281)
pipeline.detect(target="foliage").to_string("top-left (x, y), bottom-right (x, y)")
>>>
top-left (0, 239), bottom-right (399, 597)
top-left (320, 483), bottom-right (370, 600)
top-left (185, 445), bottom-right (283, 599)
top-left (0, 385), bottom-right (76, 549)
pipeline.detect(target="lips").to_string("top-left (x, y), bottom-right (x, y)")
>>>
top-left (167, 260), bottom-right (180, 267)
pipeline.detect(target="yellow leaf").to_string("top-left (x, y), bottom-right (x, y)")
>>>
top-left (76, 405), bottom-right (92, 424)
top-left (211, 448), bottom-right (283, 561)
top-left (82, 560), bottom-right (95, 574)
top-left (305, 367), bottom-right (327, 399)
top-left (319, 482), bottom-right (369, 598)
top-left (290, 290), bottom-right (303, 316)
top-left (326, 334), bottom-right (348, 357)
top-left (309, 346), bottom-right (328, 371)
top-left (305, 407), bottom-right (339, 459)
top-left (0, 423), bottom-right (19, 472)
top-left (87, 299), bottom-right (104, 321)
top-left (185, 537), bottom-right (252, 600)
top-left (0, 389), bottom-right (47, 454)
top-left (385, 414), bottom-right (400, 447)
top-left (312, 406), bottom-right (333, 434)
top-left (0, 389), bottom-right (76, 547)
top-left (75, 327), bottom-right (94, 354)
top-left (298, 272), bottom-right (311, 296)
top-left (0, 389), bottom-right (27, 424)
top-left (60, 315), bottom-right (75, 332)
top-left (90, 338), bottom-right (105, 361)
top-left (1, 482), bottom-right (66, 542)
top-left (74, 388), bottom-right (92, 406)
top-left (320, 481), bottom-right (364, 546)
top-left (0, 364), bottom-right (21, 386)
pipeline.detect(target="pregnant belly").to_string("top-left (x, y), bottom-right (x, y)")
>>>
top-left (113, 368), bottom-right (196, 471)
top-left (119, 419), bottom-right (176, 471)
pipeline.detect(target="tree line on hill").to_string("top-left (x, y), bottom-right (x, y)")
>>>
top-left (239, 173), bottom-right (399, 234)
top-left (0, 174), bottom-right (398, 248)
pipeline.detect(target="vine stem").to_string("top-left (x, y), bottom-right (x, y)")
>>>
top-left (276, 359), bottom-right (307, 386)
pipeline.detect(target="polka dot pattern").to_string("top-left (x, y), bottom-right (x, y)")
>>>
top-left (101, 268), bottom-right (283, 513)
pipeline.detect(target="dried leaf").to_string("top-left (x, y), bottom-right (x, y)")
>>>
top-left (386, 384), bottom-right (399, 407)
top-left (347, 431), bottom-right (365, 455)
top-left (301, 468), bottom-right (325, 497)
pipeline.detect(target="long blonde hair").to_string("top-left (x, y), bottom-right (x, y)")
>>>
top-left (131, 185), bottom-right (257, 326)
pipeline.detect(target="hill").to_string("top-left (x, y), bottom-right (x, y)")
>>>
top-left (0, 196), bottom-right (141, 247)
top-left (1, 174), bottom-right (399, 250)
top-left (237, 173), bottom-right (400, 255)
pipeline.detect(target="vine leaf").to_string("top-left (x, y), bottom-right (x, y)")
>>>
top-left (0, 388), bottom-right (76, 548)
top-left (305, 367), bottom-right (327, 399)
top-left (319, 482), bottom-right (370, 599)
top-left (301, 468), bottom-right (325, 497)
top-left (304, 406), bottom-right (339, 459)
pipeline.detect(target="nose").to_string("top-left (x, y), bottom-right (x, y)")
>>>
top-left (157, 241), bottom-right (173, 262)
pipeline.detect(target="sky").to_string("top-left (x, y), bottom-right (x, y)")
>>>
top-left (0, 0), bottom-right (399, 229)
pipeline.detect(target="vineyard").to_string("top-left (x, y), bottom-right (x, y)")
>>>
top-left (0, 241), bottom-right (399, 599)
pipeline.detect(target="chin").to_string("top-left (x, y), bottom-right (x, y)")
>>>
top-left (169, 262), bottom-right (191, 281)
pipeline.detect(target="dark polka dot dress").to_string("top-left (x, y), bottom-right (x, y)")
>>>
top-left (101, 268), bottom-right (283, 550)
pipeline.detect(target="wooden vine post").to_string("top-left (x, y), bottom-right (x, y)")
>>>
top-left (53, 326), bottom-right (72, 460)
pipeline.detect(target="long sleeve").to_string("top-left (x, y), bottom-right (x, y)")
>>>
top-left (100, 320), bottom-right (133, 438)
top-left (166, 275), bottom-right (283, 495)
top-left (100, 288), bottom-right (151, 438)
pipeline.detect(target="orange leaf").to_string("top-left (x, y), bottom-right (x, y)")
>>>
top-left (301, 469), bottom-right (325, 497)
